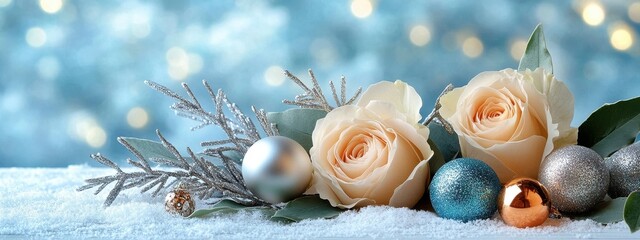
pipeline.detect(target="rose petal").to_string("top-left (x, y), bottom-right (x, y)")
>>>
top-left (439, 87), bottom-right (464, 120)
top-left (357, 80), bottom-right (423, 124)
top-left (389, 159), bottom-right (430, 207)
top-left (363, 101), bottom-right (408, 122)
top-left (306, 170), bottom-right (375, 208)
top-left (486, 136), bottom-right (547, 180)
top-left (510, 102), bottom-right (545, 141)
top-left (333, 124), bottom-right (388, 179)
top-left (514, 68), bottom-right (577, 147)
top-left (459, 134), bottom-right (518, 183)
top-left (463, 87), bottom-right (522, 142)
top-left (366, 135), bottom-right (422, 204)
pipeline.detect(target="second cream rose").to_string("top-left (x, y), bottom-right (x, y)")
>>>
top-left (439, 68), bottom-right (577, 182)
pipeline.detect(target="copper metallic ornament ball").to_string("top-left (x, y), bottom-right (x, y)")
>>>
top-left (497, 178), bottom-right (551, 228)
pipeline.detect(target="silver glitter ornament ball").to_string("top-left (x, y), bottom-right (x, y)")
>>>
top-left (242, 136), bottom-right (312, 204)
top-left (607, 141), bottom-right (640, 198)
top-left (538, 145), bottom-right (609, 213)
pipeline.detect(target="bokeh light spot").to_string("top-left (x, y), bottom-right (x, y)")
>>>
top-left (509, 39), bottom-right (527, 61)
top-left (166, 47), bottom-right (190, 81)
top-left (166, 47), bottom-right (188, 66)
top-left (127, 107), bottom-right (149, 129)
top-left (629, 2), bottom-right (640, 23)
top-left (0, 0), bottom-right (12, 8)
top-left (462, 36), bottom-right (483, 58)
top-left (72, 117), bottom-right (96, 140)
top-left (351, 0), bottom-right (373, 19)
top-left (188, 53), bottom-right (203, 74)
top-left (26, 27), bottom-right (47, 48)
top-left (609, 23), bottom-right (634, 51)
top-left (85, 126), bottom-right (107, 148)
top-left (409, 25), bottom-right (431, 47)
top-left (168, 66), bottom-right (189, 81)
top-left (39, 0), bottom-right (64, 14)
top-left (264, 66), bottom-right (285, 86)
top-left (69, 113), bottom-right (108, 148)
top-left (582, 2), bottom-right (605, 26)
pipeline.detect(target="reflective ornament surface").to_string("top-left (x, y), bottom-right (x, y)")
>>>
top-left (607, 142), bottom-right (640, 198)
top-left (538, 145), bottom-right (609, 213)
top-left (164, 187), bottom-right (195, 217)
top-left (429, 158), bottom-right (502, 222)
top-left (242, 136), bottom-right (313, 204)
top-left (498, 178), bottom-right (550, 228)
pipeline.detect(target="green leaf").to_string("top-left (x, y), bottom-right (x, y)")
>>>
top-left (427, 122), bottom-right (460, 162)
top-left (271, 195), bottom-right (344, 222)
top-left (578, 97), bottom-right (640, 157)
top-left (624, 191), bottom-right (640, 233)
top-left (518, 24), bottom-right (553, 73)
top-left (427, 139), bottom-right (445, 179)
top-left (188, 199), bottom-right (275, 218)
top-left (570, 197), bottom-right (626, 223)
top-left (267, 109), bottom-right (327, 152)
top-left (219, 150), bottom-right (243, 163)
top-left (120, 137), bottom-right (177, 161)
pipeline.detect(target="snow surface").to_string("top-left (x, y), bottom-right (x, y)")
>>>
top-left (0, 166), bottom-right (634, 239)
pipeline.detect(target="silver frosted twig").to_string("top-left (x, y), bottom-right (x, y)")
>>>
top-left (283, 69), bottom-right (362, 112)
top-left (145, 79), bottom-right (274, 158)
top-left (422, 84), bottom-right (455, 134)
top-left (79, 79), bottom-right (278, 207)
top-left (78, 130), bottom-right (268, 207)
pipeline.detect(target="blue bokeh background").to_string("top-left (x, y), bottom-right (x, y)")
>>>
top-left (1, 0), bottom-right (639, 167)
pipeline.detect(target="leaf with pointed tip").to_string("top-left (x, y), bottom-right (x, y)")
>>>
top-left (271, 195), bottom-right (344, 222)
top-left (427, 139), bottom-right (445, 179)
top-left (624, 191), bottom-right (640, 233)
top-left (518, 24), bottom-right (553, 73)
top-left (267, 109), bottom-right (327, 152)
top-left (578, 97), bottom-right (640, 157)
top-left (427, 122), bottom-right (460, 162)
top-left (188, 199), bottom-right (275, 218)
top-left (120, 137), bottom-right (177, 161)
top-left (570, 197), bottom-right (626, 223)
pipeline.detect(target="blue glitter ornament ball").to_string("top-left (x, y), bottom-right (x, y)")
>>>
top-left (429, 158), bottom-right (502, 222)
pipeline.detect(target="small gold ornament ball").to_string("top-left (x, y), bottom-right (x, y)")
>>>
top-left (497, 178), bottom-right (551, 228)
top-left (164, 188), bottom-right (195, 217)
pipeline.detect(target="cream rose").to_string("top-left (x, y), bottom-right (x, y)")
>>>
top-left (439, 68), bottom-right (577, 182)
top-left (306, 80), bottom-right (434, 209)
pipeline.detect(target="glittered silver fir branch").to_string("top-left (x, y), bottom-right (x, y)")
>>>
top-left (144, 80), bottom-right (278, 156)
top-left (283, 69), bottom-right (362, 112)
top-left (77, 131), bottom-right (268, 207)
top-left (78, 80), bottom-right (278, 207)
